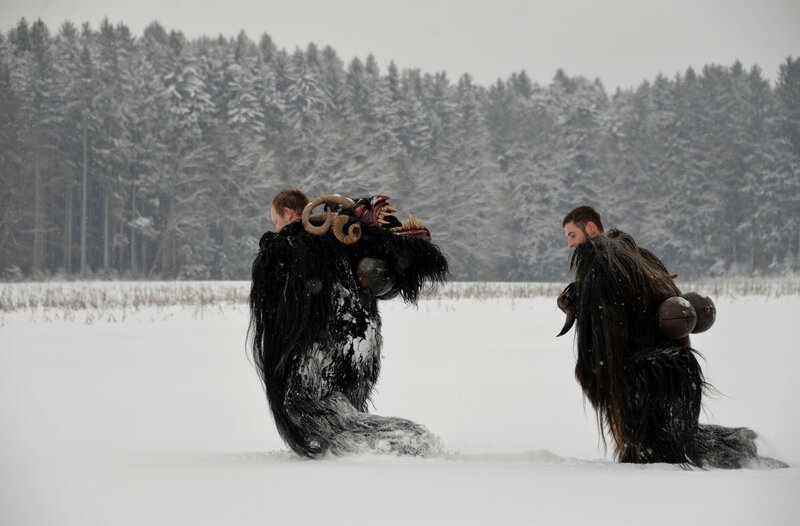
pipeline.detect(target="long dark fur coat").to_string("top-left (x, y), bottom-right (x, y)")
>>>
top-left (249, 219), bottom-right (447, 458)
top-left (566, 230), bottom-right (777, 468)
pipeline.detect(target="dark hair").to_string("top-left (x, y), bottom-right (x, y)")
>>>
top-left (272, 189), bottom-right (309, 217)
top-left (563, 205), bottom-right (604, 231)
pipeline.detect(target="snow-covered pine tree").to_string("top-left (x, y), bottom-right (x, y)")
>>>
top-left (0, 32), bottom-right (27, 275)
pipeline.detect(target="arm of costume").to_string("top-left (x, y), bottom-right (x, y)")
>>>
top-left (249, 229), bottom-right (345, 452)
top-left (570, 239), bottom-right (636, 425)
top-left (250, 231), bottom-right (336, 369)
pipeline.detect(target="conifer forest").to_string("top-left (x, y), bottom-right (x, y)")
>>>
top-left (1, 18), bottom-right (798, 281)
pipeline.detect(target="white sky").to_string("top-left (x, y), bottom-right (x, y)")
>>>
top-left (2, 0), bottom-right (799, 91)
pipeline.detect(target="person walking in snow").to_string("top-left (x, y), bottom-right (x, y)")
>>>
top-left (557, 205), bottom-right (783, 468)
top-left (249, 190), bottom-right (448, 457)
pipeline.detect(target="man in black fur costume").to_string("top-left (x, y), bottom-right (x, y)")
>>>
top-left (558, 206), bottom-right (784, 468)
top-left (249, 190), bottom-right (448, 458)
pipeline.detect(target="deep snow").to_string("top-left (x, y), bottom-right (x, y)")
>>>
top-left (1, 284), bottom-right (798, 525)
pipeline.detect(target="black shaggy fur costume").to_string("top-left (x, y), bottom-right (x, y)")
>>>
top-left (249, 207), bottom-right (448, 458)
top-left (561, 230), bottom-right (781, 468)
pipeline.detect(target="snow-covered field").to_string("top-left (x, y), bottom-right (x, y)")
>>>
top-left (1, 281), bottom-right (798, 525)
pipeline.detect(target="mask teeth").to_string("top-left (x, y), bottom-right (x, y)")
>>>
top-left (391, 213), bottom-right (427, 232)
top-left (377, 205), bottom-right (397, 225)
top-left (407, 213), bottom-right (424, 230)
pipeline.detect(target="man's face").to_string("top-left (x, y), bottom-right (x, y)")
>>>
top-left (270, 205), bottom-right (296, 232)
top-left (565, 221), bottom-right (589, 248)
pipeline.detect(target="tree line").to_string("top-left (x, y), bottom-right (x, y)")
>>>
top-left (1, 18), bottom-right (798, 281)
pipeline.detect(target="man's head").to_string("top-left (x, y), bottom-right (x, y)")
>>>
top-left (562, 206), bottom-right (604, 248)
top-left (270, 189), bottom-right (309, 231)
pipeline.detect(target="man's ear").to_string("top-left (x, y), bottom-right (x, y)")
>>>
top-left (283, 207), bottom-right (295, 220)
top-left (586, 221), bottom-right (598, 236)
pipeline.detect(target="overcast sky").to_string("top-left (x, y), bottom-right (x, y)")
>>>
top-left (2, 0), bottom-right (799, 91)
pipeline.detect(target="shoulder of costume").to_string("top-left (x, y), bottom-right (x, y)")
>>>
top-left (607, 229), bottom-right (669, 270)
top-left (282, 221), bottom-right (306, 237)
top-left (259, 222), bottom-right (307, 245)
top-left (606, 228), bottom-right (634, 243)
top-left (258, 231), bottom-right (279, 250)
top-left (257, 223), bottom-right (304, 251)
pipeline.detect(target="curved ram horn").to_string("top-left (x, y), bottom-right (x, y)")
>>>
top-left (332, 215), bottom-right (362, 245)
top-left (302, 194), bottom-right (355, 236)
top-left (556, 307), bottom-right (576, 337)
